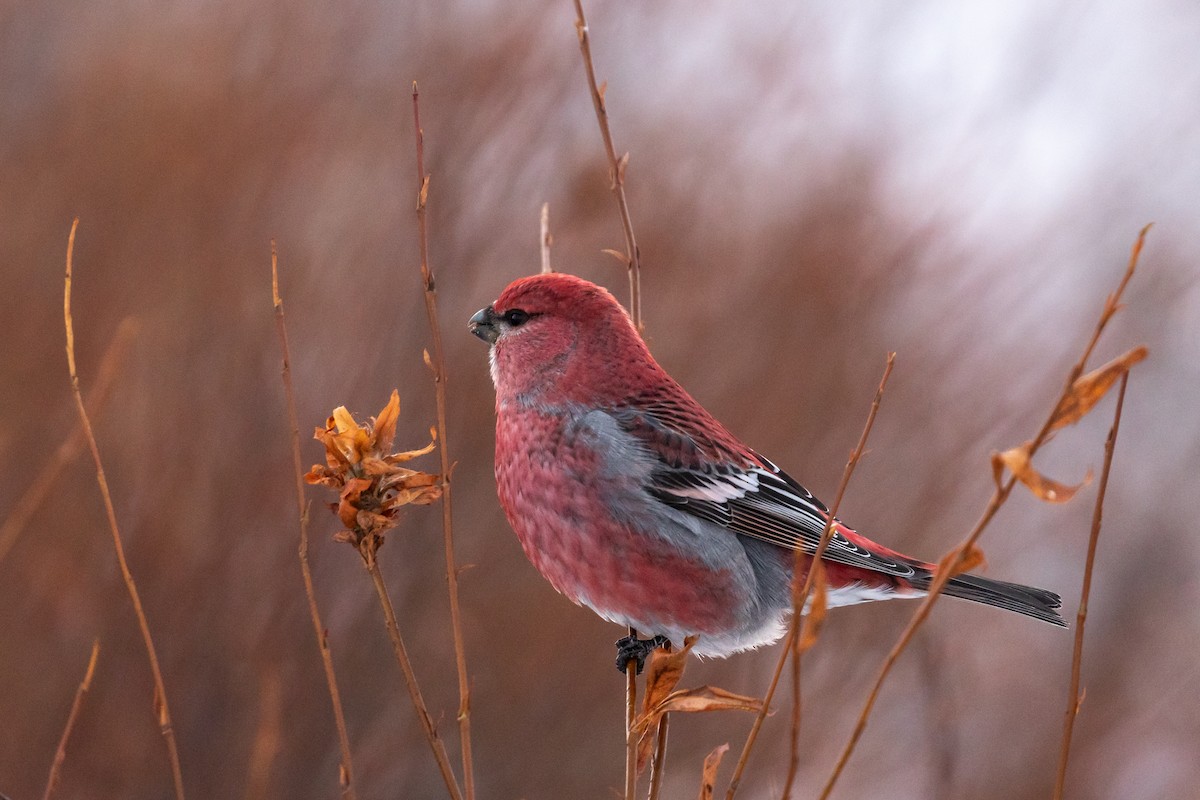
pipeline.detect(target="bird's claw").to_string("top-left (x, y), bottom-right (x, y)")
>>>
top-left (614, 634), bottom-right (671, 674)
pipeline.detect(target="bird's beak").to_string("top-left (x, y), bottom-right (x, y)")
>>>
top-left (469, 305), bottom-right (500, 344)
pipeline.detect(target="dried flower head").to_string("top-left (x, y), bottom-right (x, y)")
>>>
top-left (305, 390), bottom-right (442, 551)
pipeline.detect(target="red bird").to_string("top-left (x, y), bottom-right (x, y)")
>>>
top-left (469, 273), bottom-right (1064, 667)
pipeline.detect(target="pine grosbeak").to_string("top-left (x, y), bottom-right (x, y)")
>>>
top-left (469, 273), bottom-right (1064, 662)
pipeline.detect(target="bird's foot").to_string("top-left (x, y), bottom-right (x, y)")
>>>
top-left (614, 634), bottom-right (671, 674)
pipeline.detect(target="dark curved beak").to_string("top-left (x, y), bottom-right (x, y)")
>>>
top-left (469, 305), bottom-right (500, 344)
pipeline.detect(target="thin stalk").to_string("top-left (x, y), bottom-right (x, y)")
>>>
top-left (64, 219), bottom-right (185, 800)
top-left (42, 640), bottom-right (100, 800)
top-left (1052, 373), bottom-right (1129, 799)
top-left (360, 538), bottom-right (463, 800)
top-left (571, 0), bottom-right (641, 329)
top-left (726, 354), bottom-right (895, 799)
top-left (271, 243), bottom-right (358, 798)
top-left (411, 81), bottom-right (476, 800)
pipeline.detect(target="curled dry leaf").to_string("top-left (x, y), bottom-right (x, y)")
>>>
top-left (635, 636), bottom-right (696, 771)
top-left (304, 390), bottom-right (442, 548)
top-left (937, 542), bottom-right (988, 581)
top-left (697, 743), bottom-right (730, 800)
top-left (798, 559), bottom-right (828, 654)
top-left (1051, 346), bottom-right (1148, 432)
top-left (633, 685), bottom-right (762, 750)
top-left (992, 444), bottom-right (1092, 504)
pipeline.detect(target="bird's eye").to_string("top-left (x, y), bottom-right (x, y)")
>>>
top-left (504, 309), bottom-right (531, 327)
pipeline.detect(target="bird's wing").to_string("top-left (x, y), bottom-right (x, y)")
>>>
top-left (611, 402), bottom-right (920, 580)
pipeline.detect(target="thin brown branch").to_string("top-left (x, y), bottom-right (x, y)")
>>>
top-left (64, 219), bottom-right (186, 800)
top-left (625, 652), bottom-right (639, 800)
top-left (541, 202), bottom-right (553, 274)
top-left (571, 0), bottom-right (642, 329)
top-left (42, 639), bottom-right (99, 800)
top-left (359, 538), bottom-right (464, 800)
top-left (271, 242), bottom-right (358, 799)
top-left (0, 317), bottom-right (137, 566)
top-left (646, 712), bottom-right (670, 800)
top-left (412, 82), bottom-right (476, 800)
top-left (819, 228), bottom-right (1150, 800)
top-left (1053, 372), bottom-right (1129, 799)
top-left (725, 353), bottom-right (895, 799)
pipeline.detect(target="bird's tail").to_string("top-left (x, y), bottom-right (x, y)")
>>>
top-left (912, 570), bottom-right (1067, 626)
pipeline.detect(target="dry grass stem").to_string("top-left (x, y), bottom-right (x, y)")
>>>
top-left (361, 540), bottom-right (464, 800)
top-left (63, 219), bottom-right (186, 800)
top-left (571, 0), bottom-right (642, 329)
top-left (626, 650), bottom-right (639, 800)
top-left (411, 82), bottom-right (476, 800)
top-left (723, 353), bottom-right (895, 800)
top-left (819, 227), bottom-right (1151, 800)
top-left (0, 317), bottom-right (137, 567)
top-left (41, 639), bottom-right (99, 800)
top-left (1053, 373), bottom-right (1129, 799)
top-left (541, 202), bottom-right (553, 274)
top-left (270, 243), bottom-right (358, 799)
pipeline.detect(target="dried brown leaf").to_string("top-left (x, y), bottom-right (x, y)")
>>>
top-left (798, 560), bottom-right (828, 653)
top-left (635, 637), bottom-right (696, 772)
top-left (993, 445), bottom-right (1092, 504)
top-left (635, 686), bottom-right (762, 736)
top-left (1051, 346), bottom-right (1147, 431)
top-left (372, 390), bottom-right (401, 452)
top-left (601, 248), bottom-right (628, 265)
top-left (697, 743), bottom-right (730, 800)
top-left (936, 542), bottom-right (988, 581)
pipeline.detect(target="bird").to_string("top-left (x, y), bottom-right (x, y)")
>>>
top-left (469, 273), bottom-right (1064, 668)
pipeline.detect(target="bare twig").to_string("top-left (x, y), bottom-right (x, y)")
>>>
top-left (0, 317), bottom-right (137, 566)
top-left (271, 242), bottom-right (358, 799)
top-left (726, 354), bottom-right (896, 799)
top-left (412, 82), bottom-right (476, 800)
top-left (571, 0), bottom-right (642, 329)
top-left (819, 226), bottom-right (1150, 800)
top-left (359, 537), bottom-right (464, 800)
top-left (626, 644), bottom-right (639, 800)
top-left (42, 639), bottom-right (99, 800)
top-left (64, 219), bottom-right (185, 800)
top-left (541, 202), bottom-right (553, 274)
top-left (1053, 373), bottom-right (1129, 799)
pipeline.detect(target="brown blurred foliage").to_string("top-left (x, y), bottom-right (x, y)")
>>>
top-left (2, 2), bottom-right (1198, 798)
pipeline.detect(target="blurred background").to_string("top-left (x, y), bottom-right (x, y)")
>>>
top-left (2, 1), bottom-right (1197, 798)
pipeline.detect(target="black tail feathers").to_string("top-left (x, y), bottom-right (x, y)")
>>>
top-left (913, 570), bottom-right (1067, 627)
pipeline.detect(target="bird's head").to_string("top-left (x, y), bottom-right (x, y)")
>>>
top-left (469, 273), bottom-right (657, 406)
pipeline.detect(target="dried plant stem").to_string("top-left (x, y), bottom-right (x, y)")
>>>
top-left (1053, 373), bottom-right (1128, 799)
top-left (625, 652), bottom-right (639, 800)
top-left (271, 243), bottom-right (359, 799)
top-left (725, 354), bottom-right (895, 799)
top-left (0, 317), bottom-right (136, 566)
top-left (646, 712), bottom-right (670, 800)
top-left (571, 0), bottom-right (642, 329)
top-left (358, 539), bottom-right (464, 800)
top-left (541, 202), bottom-right (553, 274)
top-left (42, 639), bottom-right (99, 800)
top-left (412, 82), bottom-right (476, 800)
top-left (63, 219), bottom-right (185, 800)
top-left (819, 227), bottom-right (1150, 800)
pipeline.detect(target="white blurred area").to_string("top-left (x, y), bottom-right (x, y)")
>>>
top-left (2, 1), bottom-right (1197, 798)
